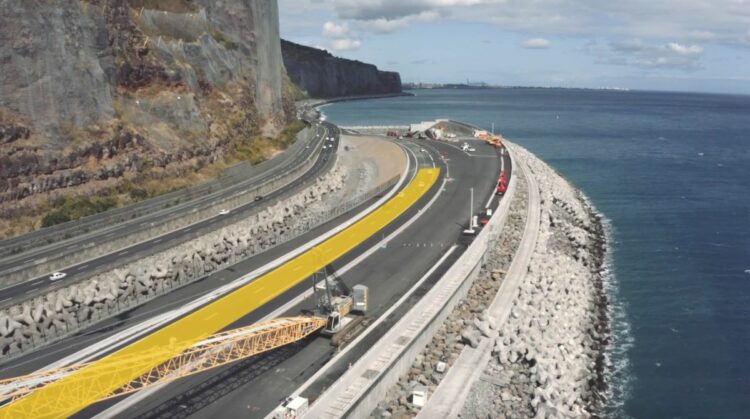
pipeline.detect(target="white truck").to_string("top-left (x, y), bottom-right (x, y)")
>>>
top-left (272, 396), bottom-right (309, 418)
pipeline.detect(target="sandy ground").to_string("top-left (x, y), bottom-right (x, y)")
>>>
top-left (331, 135), bottom-right (407, 201)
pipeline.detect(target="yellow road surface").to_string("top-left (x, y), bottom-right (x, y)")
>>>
top-left (1, 168), bottom-right (440, 418)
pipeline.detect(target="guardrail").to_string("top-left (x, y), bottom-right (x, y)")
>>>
top-left (0, 125), bottom-right (317, 259)
top-left (304, 147), bottom-right (520, 419)
top-left (0, 127), bottom-right (324, 287)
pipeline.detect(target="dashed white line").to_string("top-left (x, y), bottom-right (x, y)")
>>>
top-left (25, 288), bottom-right (38, 295)
top-left (24, 259), bottom-right (34, 264)
top-left (153, 238), bottom-right (162, 244)
top-left (0, 298), bottom-right (11, 304)
top-left (77, 265), bottom-right (89, 271)
top-left (118, 250), bottom-right (129, 256)
top-left (31, 281), bottom-right (43, 286)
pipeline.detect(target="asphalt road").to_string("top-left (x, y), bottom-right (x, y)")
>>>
top-left (95, 138), bottom-right (512, 419)
top-left (0, 123), bottom-right (338, 308)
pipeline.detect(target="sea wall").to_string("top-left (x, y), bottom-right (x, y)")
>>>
top-left (461, 143), bottom-right (609, 417)
top-left (281, 40), bottom-right (402, 98)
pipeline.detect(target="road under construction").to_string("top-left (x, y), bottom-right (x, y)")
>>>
top-left (0, 120), bottom-right (510, 418)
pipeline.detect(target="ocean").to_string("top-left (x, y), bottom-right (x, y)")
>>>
top-left (321, 88), bottom-right (750, 418)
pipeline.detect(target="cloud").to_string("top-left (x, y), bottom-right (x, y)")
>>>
top-left (521, 38), bottom-right (551, 49)
top-left (358, 10), bottom-right (441, 33)
top-left (330, 38), bottom-right (363, 50)
top-left (315, 0), bottom-right (750, 47)
top-left (323, 21), bottom-right (350, 38)
top-left (585, 40), bottom-right (704, 70)
top-left (321, 20), bottom-right (361, 51)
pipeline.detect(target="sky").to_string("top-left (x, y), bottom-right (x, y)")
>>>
top-left (278, 0), bottom-right (750, 94)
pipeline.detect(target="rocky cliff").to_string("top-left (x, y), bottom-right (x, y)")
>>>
top-left (0, 0), bottom-right (293, 235)
top-left (281, 40), bottom-right (402, 98)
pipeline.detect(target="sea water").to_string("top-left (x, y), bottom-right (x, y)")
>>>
top-left (322, 88), bottom-right (750, 418)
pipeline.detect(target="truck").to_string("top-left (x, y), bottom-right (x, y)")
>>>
top-left (272, 396), bottom-right (308, 418)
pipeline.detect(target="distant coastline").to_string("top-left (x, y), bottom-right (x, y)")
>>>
top-left (403, 83), bottom-right (631, 92)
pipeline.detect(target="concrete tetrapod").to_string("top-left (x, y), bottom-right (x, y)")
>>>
top-left (0, 168), bottom-right (439, 419)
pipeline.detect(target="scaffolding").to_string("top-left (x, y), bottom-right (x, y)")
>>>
top-left (0, 316), bottom-right (326, 404)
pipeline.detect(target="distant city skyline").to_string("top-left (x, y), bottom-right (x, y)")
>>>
top-left (279, 0), bottom-right (750, 95)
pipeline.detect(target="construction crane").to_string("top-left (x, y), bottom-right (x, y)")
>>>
top-left (0, 316), bottom-right (325, 405)
top-left (0, 266), bottom-right (369, 410)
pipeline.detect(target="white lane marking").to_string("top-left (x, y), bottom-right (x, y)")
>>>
top-left (153, 239), bottom-right (162, 244)
top-left (31, 281), bottom-right (43, 286)
top-left (485, 194), bottom-right (495, 209)
top-left (77, 265), bottom-right (89, 271)
top-left (0, 298), bottom-right (11, 304)
top-left (25, 288), bottom-right (38, 295)
top-left (283, 245), bottom-right (460, 410)
top-left (183, 228), bottom-right (191, 233)
top-left (118, 250), bottom-right (128, 256)
top-left (105, 232), bottom-right (115, 238)
top-left (24, 259), bottom-right (35, 264)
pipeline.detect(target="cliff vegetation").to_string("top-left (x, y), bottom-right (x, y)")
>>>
top-left (0, 0), bottom-right (296, 238)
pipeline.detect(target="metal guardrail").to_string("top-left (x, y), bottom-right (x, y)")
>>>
top-left (0, 126), bottom-right (325, 286)
top-left (0, 126), bottom-right (317, 259)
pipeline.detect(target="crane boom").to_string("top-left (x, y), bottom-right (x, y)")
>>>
top-left (0, 316), bottom-right (325, 404)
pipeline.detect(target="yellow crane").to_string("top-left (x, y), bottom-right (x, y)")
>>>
top-left (0, 316), bottom-right (326, 404)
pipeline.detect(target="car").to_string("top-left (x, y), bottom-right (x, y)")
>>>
top-left (420, 148), bottom-right (426, 152)
top-left (467, 147), bottom-right (476, 152)
top-left (49, 272), bottom-right (67, 281)
top-left (254, 196), bottom-right (263, 202)
top-left (218, 209), bottom-right (230, 215)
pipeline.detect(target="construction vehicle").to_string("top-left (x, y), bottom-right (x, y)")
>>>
top-left (311, 266), bottom-right (368, 340)
top-left (273, 396), bottom-right (309, 418)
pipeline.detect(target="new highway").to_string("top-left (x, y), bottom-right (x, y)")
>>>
top-left (0, 122), bottom-right (337, 307)
top-left (0, 126), bottom-right (510, 418)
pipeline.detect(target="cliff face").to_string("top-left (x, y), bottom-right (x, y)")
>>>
top-left (281, 40), bottom-right (402, 98)
top-left (0, 0), bottom-right (290, 226)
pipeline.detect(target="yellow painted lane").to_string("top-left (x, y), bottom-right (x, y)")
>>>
top-left (1, 168), bottom-right (440, 419)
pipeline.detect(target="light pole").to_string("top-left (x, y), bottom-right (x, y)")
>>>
top-left (470, 187), bottom-right (474, 229)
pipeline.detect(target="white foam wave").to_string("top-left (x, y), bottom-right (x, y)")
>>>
top-left (580, 193), bottom-right (635, 418)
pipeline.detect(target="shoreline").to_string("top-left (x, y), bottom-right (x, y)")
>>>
top-left (486, 142), bottom-right (612, 417)
top-left (298, 92), bottom-right (413, 111)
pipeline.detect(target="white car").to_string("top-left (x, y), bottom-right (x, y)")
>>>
top-left (219, 209), bottom-right (230, 215)
top-left (467, 147), bottom-right (476, 152)
top-left (49, 272), bottom-right (67, 281)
